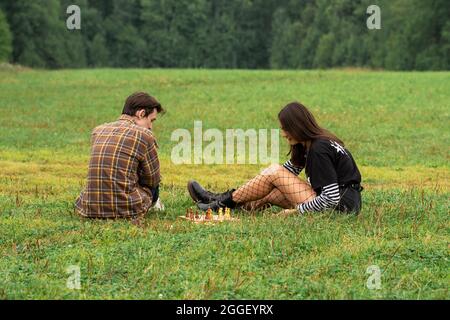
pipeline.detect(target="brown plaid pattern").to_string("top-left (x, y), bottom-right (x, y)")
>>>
top-left (75, 115), bottom-right (161, 218)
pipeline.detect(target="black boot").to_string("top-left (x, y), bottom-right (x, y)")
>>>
top-left (187, 180), bottom-right (235, 203)
top-left (197, 190), bottom-right (237, 212)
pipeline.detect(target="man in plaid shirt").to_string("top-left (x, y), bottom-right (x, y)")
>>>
top-left (75, 92), bottom-right (164, 219)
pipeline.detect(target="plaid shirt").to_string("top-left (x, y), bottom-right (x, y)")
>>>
top-left (75, 115), bottom-right (161, 218)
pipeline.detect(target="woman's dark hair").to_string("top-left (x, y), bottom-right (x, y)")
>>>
top-left (278, 102), bottom-right (344, 166)
top-left (122, 92), bottom-right (165, 116)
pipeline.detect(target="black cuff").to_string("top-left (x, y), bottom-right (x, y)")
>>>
top-left (150, 185), bottom-right (160, 204)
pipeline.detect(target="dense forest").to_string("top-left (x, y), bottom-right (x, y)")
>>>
top-left (0, 0), bottom-right (448, 70)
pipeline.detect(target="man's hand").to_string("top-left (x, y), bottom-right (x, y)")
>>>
top-left (276, 209), bottom-right (299, 218)
top-left (152, 198), bottom-right (165, 211)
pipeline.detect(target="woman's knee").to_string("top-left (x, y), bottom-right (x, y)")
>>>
top-left (260, 164), bottom-right (284, 176)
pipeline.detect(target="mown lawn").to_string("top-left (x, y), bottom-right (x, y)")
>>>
top-left (0, 67), bottom-right (448, 299)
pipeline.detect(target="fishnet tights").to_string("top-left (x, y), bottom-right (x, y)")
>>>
top-left (233, 165), bottom-right (316, 211)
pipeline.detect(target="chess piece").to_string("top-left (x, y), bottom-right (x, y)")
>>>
top-left (206, 208), bottom-right (212, 220)
top-left (224, 207), bottom-right (231, 220)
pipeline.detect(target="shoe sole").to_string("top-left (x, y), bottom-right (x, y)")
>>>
top-left (187, 180), bottom-right (200, 203)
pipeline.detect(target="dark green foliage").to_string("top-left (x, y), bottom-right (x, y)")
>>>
top-left (0, 8), bottom-right (12, 62)
top-left (0, 0), bottom-right (448, 69)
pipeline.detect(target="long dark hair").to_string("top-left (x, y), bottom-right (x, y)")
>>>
top-left (278, 102), bottom-right (344, 166)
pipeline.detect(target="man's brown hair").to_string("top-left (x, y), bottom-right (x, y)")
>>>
top-left (123, 92), bottom-right (165, 116)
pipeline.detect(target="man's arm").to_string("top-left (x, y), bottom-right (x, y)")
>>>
top-left (139, 136), bottom-right (161, 189)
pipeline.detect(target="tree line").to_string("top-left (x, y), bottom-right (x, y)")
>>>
top-left (0, 0), bottom-right (448, 70)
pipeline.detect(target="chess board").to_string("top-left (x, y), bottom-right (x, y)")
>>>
top-left (178, 214), bottom-right (239, 224)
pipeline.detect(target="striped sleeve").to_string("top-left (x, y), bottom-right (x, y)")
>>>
top-left (283, 160), bottom-right (304, 176)
top-left (297, 183), bottom-right (341, 213)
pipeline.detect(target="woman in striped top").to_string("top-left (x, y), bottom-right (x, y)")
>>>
top-left (188, 102), bottom-right (363, 215)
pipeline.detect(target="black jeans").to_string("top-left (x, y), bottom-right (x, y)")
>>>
top-left (337, 185), bottom-right (362, 214)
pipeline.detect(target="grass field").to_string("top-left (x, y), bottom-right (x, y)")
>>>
top-left (0, 67), bottom-right (449, 299)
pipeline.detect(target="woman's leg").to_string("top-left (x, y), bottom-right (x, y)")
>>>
top-left (242, 187), bottom-right (294, 211)
top-left (232, 164), bottom-right (316, 207)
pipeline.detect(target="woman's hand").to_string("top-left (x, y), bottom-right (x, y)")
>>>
top-left (276, 209), bottom-right (299, 218)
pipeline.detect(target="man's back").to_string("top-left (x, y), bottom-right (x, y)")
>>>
top-left (76, 114), bottom-right (160, 218)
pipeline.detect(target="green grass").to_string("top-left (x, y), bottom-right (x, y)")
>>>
top-left (0, 68), bottom-right (448, 299)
